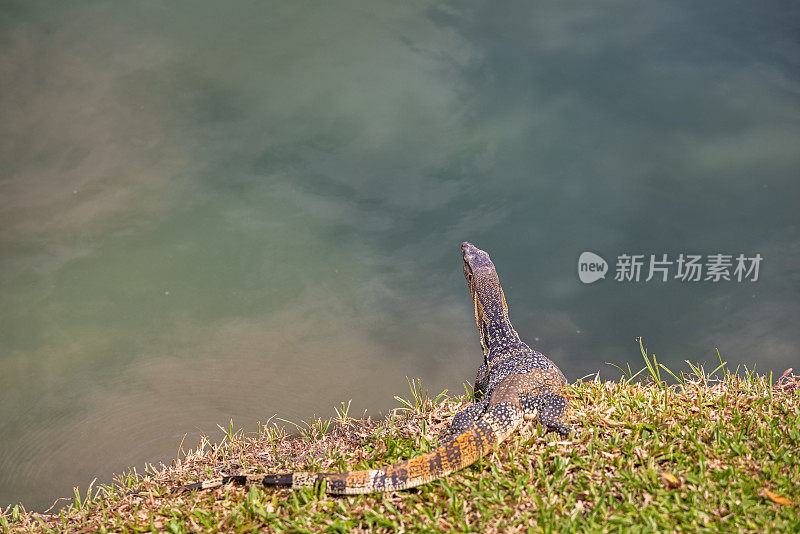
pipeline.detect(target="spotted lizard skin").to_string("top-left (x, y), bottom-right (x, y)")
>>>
top-left (172, 242), bottom-right (571, 495)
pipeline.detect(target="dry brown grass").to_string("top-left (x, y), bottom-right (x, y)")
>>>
top-left (3, 368), bottom-right (799, 532)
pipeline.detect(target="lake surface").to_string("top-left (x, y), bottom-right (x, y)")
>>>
top-left (1, 0), bottom-right (798, 510)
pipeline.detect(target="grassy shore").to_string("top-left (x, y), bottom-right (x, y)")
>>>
top-left (3, 347), bottom-right (799, 533)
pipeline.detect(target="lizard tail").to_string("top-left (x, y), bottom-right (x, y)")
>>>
top-left (167, 425), bottom-right (498, 496)
top-left (172, 474), bottom-right (294, 493)
top-left (171, 404), bottom-right (523, 495)
top-left (300, 415), bottom-right (516, 494)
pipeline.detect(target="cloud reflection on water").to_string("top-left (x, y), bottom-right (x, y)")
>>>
top-left (1, 0), bottom-right (798, 511)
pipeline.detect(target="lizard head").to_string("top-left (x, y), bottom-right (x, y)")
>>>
top-left (462, 242), bottom-right (511, 351)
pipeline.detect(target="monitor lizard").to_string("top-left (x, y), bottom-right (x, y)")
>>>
top-left (160, 241), bottom-right (571, 495)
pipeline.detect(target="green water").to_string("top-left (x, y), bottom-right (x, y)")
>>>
top-left (1, 0), bottom-right (798, 510)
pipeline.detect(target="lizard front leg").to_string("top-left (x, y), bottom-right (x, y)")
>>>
top-left (473, 363), bottom-right (489, 400)
top-left (440, 398), bottom-right (488, 443)
top-left (519, 392), bottom-right (571, 436)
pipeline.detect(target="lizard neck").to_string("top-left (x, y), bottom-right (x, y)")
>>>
top-left (479, 317), bottom-right (521, 362)
top-left (462, 242), bottom-right (523, 365)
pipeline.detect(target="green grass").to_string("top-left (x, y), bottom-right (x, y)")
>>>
top-left (3, 346), bottom-right (798, 533)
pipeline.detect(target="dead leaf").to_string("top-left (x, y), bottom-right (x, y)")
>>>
top-left (660, 470), bottom-right (680, 489)
top-left (764, 489), bottom-right (793, 506)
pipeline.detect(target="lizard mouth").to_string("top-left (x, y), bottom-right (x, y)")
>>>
top-left (461, 241), bottom-right (477, 260)
top-left (462, 242), bottom-right (492, 282)
top-left (462, 241), bottom-right (486, 336)
top-left (462, 242), bottom-right (476, 283)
